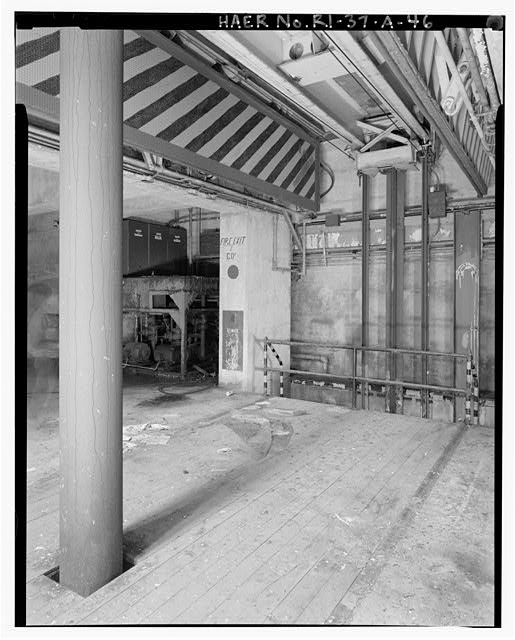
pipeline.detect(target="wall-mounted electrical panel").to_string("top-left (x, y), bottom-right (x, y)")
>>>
top-left (122, 219), bottom-right (187, 276)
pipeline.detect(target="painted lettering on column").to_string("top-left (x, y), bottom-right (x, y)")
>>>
top-left (221, 235), bottom-right (246, 279)
top-left (220, 235), bottom-right (246, 260)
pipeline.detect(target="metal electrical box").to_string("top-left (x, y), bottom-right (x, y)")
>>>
top-left (428, 189), bottom-right (447, 218)
top-left (148, 223), bottom-right (168, 271)
top-left (123, 220), bottom-right (188, 276)
top-left (166, 226), bottom-right (187, 275)
top-left (123, 219), bottom-right (149, 275)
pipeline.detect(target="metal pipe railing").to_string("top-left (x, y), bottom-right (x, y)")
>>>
top-left (122, 360), bottom-right (161, 372)
top-left (263, 337), bottom-right (284, 397)
top-left (261, 337), bottom-right (477, 421)
top-left (260, 367), bottom-right (468, 397)
top-left (263, 340), bottom-right (268, 397)
top-left (267, 338), bottom-right (468, 360)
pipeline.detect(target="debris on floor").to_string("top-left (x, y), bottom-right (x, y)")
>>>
top-left (122, 422), bottom-right (171, 452)
top-left (193, 364), bottom-right (216, 378)
top-left (217, 447), bottom-right (232, 454)
top-left (123, 423), bottom-right (148, 435)
top-left (136, 433), bottom-right (170, 446)
top-left (267, 408), bottom-right (306, 417)
top-left (124, 422), bottom-right (170, 435)
top-left (122, 441), bottom-right (137, 453)
top-left (231, 412), bottom-right (270, 426)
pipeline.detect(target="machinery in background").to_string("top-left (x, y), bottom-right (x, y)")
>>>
top-left (121, 217), bottom-right (220, 378)
top-left (122, 275), bottom-right (219, 378)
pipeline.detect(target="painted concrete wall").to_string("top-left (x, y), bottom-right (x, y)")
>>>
top-left (291, 258), bottom-right (361, 376)
top-left (219, 210), bottom-right (291, 393)
top-left (297, 141), bottom-right (495, 398)
top-left (28, 210), bottom-right (59, 282)
top-left (292, 146), bottom-right (495, 398)
top-left (27, 210), bottom-right (60, 400)
top-left (28, 165), bottom-right (59, 214)
top-left (291, 245), bottom-right (454, 385)
top-left (27, 211), bottom-right (60, 363)
top-left (480, 244), bottom-right (495, 395)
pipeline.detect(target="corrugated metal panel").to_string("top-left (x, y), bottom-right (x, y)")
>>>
top-left (16, 28), bottom-right (319, 210)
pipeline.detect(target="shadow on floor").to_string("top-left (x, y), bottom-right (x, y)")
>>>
top-left (123, 460), bottom-right (251, 561)
top-left (123, 418), bottom-right (295, 561)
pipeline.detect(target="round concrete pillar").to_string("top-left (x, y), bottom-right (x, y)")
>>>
top-left (58, 28), bottom-right (124, 596)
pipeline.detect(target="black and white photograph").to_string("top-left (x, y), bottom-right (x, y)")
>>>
top-left (1, 2), bottom-right (513, 633)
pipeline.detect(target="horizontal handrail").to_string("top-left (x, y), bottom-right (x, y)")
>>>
top-left (266, 338), bottom-right (467, 360)
top-left (261, 337), bottom-right (474, 420)
top-left (258, 367), bottom-right (467, 397)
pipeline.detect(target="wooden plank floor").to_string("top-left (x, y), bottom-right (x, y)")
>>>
top-left (25, 386), bottom-right (495, 626)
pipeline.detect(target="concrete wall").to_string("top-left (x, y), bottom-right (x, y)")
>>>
top-left (291, 258), bottom-right (361, 376)
top-left (28, 165), bottom-right (59, 214)
top-left (291, 245), bottom-right (454, 386)
top-left (27, 209), bottom-right (60, 397)
top-left (219, 210), bottom-right (290, 393)
top-left (480, 244), bottom-right (495, 395)
top-left (27, 211), bottom-right (60, 360)
top-left (28, 210), bottom-right (59, 281)
top-left (292, 143), bottom-right (495, 400)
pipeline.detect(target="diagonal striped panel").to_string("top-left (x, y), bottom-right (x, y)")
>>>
top-left (16, 28), bottom-right (319, 209)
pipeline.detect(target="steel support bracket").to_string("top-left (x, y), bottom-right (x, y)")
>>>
top-left (282, 210), bottom-right (304, 254)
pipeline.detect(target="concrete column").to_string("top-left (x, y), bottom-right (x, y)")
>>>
top-left (59, 28), bottom-right (123, 597)
top-left (219, 211), bottom-right (290, 393)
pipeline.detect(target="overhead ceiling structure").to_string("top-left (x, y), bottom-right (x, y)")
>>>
top-left (16, 25), bottom-right (502, 216)
top-left (16, 27), bottom-right (322, 216)
top-left (199, 27), bottom-right (502, 196)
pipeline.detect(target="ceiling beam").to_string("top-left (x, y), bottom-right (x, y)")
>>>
top-left (356, 120), bottom-right (410, 146)
top-left (456, 28), bottom-right (490, 113)
top-left (371, 31), bottom-right (488, 196)
top-left (327, 32), bottom-right (428, 144)
top-left (359, 124), bottom-right (399, 153)
top-left (278, 49), bottom-right (351, 86)
top-left (325, 78), bottom-right (364, 115)
top-left (197, 30), bottom-right (362, 149)
top-left (433, 31), bottom-right (495, 168)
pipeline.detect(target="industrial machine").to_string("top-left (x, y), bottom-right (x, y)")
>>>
top-left (122, 275), bottom-right (219, 377)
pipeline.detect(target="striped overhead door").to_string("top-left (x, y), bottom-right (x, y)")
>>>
top-left (16, 28), bottom-right (320, 211)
